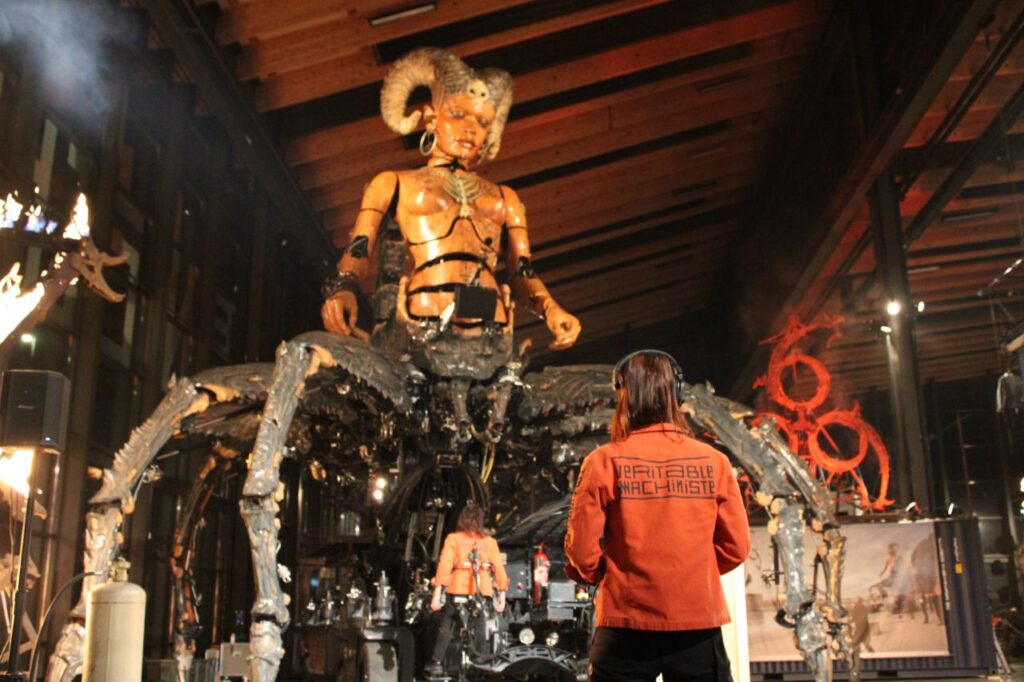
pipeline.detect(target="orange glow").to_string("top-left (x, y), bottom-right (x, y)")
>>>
top-left (755, 316), bottom-right (893, 511)
top-left (0, 449), bottom-right (34, 496)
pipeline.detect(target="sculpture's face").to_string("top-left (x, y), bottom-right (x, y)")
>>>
top-left (432, 92), bottom-right (496, 164)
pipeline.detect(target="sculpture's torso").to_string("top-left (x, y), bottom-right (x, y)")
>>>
top-left (395, 167), bottom-right (509, 327)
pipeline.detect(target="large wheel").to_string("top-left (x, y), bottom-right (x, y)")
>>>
top-left (359, 641), bottom-right (399, 682)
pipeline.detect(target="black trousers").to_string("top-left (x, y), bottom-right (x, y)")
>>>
top-left (430, 601), bottom-right (486, 664)
top-left (589, 626), bottom-right (732, 682)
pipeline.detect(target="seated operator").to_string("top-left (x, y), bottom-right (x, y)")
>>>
top-left (427, 500), bottom-right (509, 677)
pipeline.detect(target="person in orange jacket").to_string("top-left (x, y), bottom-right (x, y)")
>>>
top-left (426, 500), bottom-right (509, 677)
top-left (565, 350), bottom-right (751, 682)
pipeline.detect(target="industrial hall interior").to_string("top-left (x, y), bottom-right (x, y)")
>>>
top-left (2, 0), bottom-right (1024, 681)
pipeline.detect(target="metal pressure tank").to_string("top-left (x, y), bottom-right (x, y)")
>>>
top-left (83, 559), bottom-right (146, 682)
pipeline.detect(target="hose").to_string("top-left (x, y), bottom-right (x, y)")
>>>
top-left (28, 571), bottom-right (99, 682)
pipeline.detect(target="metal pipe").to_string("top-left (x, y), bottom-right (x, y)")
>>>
top-left (8, 453), bottom-right (41, 676)
top-left (954, 413), bottom-right (974, 515)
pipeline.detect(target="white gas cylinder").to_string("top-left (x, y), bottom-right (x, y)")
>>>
top-left (83, 559), bottom-right (146, 682)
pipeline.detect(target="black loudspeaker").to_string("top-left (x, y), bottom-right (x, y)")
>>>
top-left (0, 370), bottom-right (71, 452)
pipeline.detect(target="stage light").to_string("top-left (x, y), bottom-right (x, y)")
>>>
top-left (916, 300), bottom-right (925, 313)
top-left (19, 333), bottom-right (33, 344)
top-left (1019, 476), bottom-right (1024, 493)
top-left (0, 448), bottom-right (34, 496)
top-left (371, 489), bottom-right (384, 502)
top-left (880, 324), bottom-right (893, 334)
top-left (886, 300), bottom-right (901, 316)
top-left (518, 627), bottom-right (535, 645)
top-left (375, 476), bottom-right (387, 490)
top-left (545, 631), bottom-right (559, 647)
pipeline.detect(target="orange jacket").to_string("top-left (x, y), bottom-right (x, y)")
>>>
top-left (432, 531), bottom-right (510, 596)
top-left (565, 423), bottom-right (750, 631)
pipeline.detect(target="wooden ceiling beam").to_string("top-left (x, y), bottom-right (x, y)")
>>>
top-left (486, 96), bottom-right (782, 187)
top-left (542, 230), bottom-right (734, 290)
top-left (318, 101), bottom-right (774, 232)
top-left (284, 26), bottom-right (817, 166)
top-left (239, 0), bottom-right (671, 81)
top-left (905, 105), bottom-right (1024, 147)
top-left (321, 141), bottom-right (756, 239)
top-left (299, 55), bottom-right (792, 193)
top-left (530, 170), bottom-right (757, 245)
top-left (903, 159), bottom-right (1024, 201)
top-left (316, 117), bottom-right (769, 235)
top-left (535, 207), bottom-right (737, 263)
top-left (541, 246), bottom-right (724, 313)
top-left (531, 183), bottom-right (752, 249)
top-left (257, 0), bottom-right (820, 110)
top-left (217, 0), bottom-right (531, 46)
top-left (518, 283), bottom-right (713, 349)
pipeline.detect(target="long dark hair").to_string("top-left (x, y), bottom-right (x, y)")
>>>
top-left (610, 352), bottom-right (691, 441)
top-left (456, 500), bottom-right (485, 536)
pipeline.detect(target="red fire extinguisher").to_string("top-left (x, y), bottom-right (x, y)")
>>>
top-left (532, 543), bottom-right (550, 604)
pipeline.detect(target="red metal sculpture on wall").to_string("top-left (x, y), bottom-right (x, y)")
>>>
top-left (754, 316), bottom-right (894, 511)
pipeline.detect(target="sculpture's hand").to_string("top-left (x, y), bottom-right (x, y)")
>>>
top-left (321, 291), bottom-right (369, 341)
top-left (546, 304), bottom-right (581, 350)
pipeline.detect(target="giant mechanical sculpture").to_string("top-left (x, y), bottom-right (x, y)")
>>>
top-left (46, 49), bottom-right (858, 682)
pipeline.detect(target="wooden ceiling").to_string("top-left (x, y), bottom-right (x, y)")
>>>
top-left (788, 0), bottom-right (1024, 396)
top-left (154, 0), bottom-right (1024, 396)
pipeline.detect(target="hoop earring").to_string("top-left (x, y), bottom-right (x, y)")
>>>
top-left (419, 130), bottom-right (437, 156)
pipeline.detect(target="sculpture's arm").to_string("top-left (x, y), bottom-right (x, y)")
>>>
top-left (321, 171), bottom-right (398, 339)
top-left (500, 185), bottom-right (581, 349)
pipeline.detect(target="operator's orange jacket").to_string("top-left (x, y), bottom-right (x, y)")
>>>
top-left (432, 531), bottom-right (510, 596)
top-left (565, 423), bottom-right (751, 630)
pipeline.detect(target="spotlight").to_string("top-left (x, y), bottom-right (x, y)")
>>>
top-left (880, 324), bottom-right (893, 334)
top-left (19, 333), bottom-right (33, 344)
top-left (886, 300), bottom-right (902, 316)
top-left (375, 477), bottom-right (387, 490)
top-left (371, 489), bottom-right (384, 502)
top-left (916, 300), bottom-right (925, 313)
top-left (545, 631), bottom-right (560, 647)
top-left (518, 627), bottom-right (535, 645)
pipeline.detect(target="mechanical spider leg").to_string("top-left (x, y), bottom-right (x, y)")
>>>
top-left (772, 499), bottom-right (829, 680)
top-left (240, 340), bottom-right (320, 682)
top-left (172, 455), bottom-right (231, 682)
top-left (46, 378), bottom-right (207, 682)
top-left (680, 381), bottom-right (855, 682)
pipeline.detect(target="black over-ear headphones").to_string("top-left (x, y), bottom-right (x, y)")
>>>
top-left (611, 349), bottom-right (685, 403)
